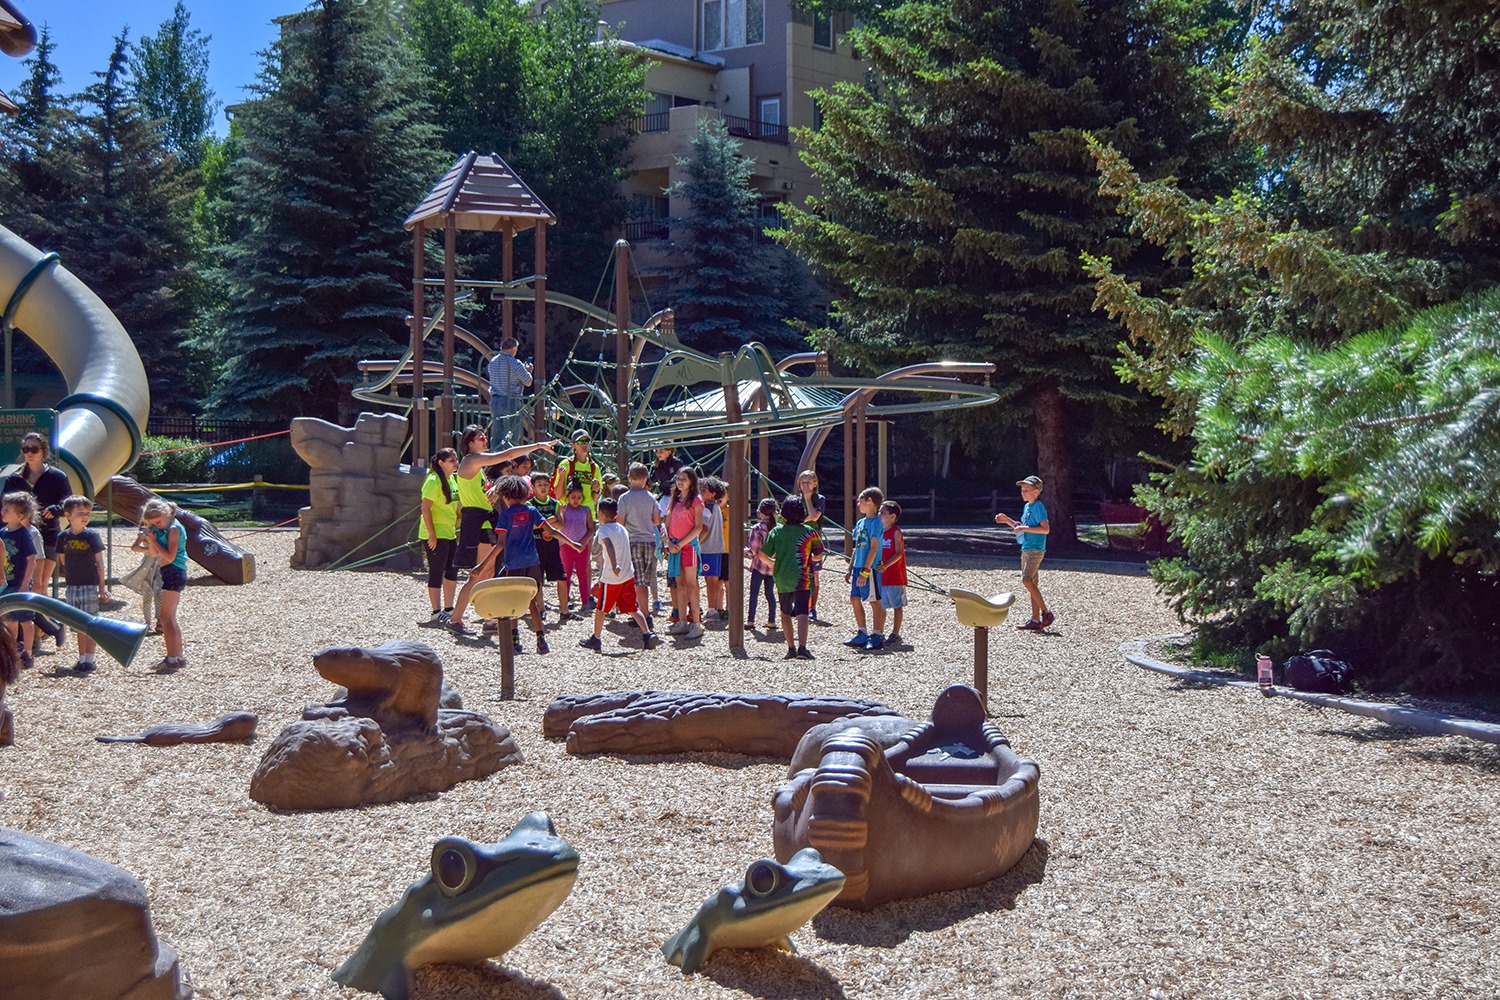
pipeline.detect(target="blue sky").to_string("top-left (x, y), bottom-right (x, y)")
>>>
top-left (1, 0), bottom-right (298, 135)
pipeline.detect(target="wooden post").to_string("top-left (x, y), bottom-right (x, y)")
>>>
top-left (439, 215), bottom-right (457, 446)
top-left (411, 222), bottom-right (426, 469)
top-left (974, 627), bottom-right (989, 712)
top-left (502, 219), bottom-right (514, 343)
top-left (855, 399), bottom-right (868, 498)
top-left (842, 414), bottom-right (854, 558)
top-left (252, 474), bottom-right (264, 520)
top-left (533, 222), bottom-right (548, 439)
top-left (499, 617), bottom-right (516, 699)
top-left (614, 239), bottom-right (631, 471)
top-left (723, 352), bottom-right (746, 653)
top-left (877, 420), bottom-right (889, 494)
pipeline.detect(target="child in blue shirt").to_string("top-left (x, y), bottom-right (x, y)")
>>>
top-left (1, 492), bottom-right (39, 670)
top-left (995, 475), bottom-right (1054, 631)
top-left (844, 487), bottom-right (884, 648)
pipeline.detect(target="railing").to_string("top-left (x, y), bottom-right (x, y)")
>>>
top-left (623, 219), bottom-right (670, 242)
top-left (723, 113), bottom-right (788, 144)
top-left (635, 111), bottom-right (672, 134)
top-left (146, 417), bottom-right (288, 441)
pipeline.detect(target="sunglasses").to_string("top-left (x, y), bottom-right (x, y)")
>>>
top-left (21, 446), bottom-right (42, 453)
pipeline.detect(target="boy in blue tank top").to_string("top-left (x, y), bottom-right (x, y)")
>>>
top-left (995, 475), bottom-right (1054, 631)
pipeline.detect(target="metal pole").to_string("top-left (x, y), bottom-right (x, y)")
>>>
top-left (723, 352), bottom-right (746, 653)
top-left (974, 627), bottom-right (989, 713)
top-left (499, 617), bottom-right (516, 699)
top-left (613, 239), bottom-right (631, 471)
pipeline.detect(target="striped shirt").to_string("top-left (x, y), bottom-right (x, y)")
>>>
top-left (486, 351), bottom-right (532, 397)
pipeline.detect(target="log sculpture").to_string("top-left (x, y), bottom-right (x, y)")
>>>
top-left (249, 640), bottom-right (521, 810)
top-left (773, 684), bottom-right (1040, 910)
top-left (0, 827), bottom-right (190, 1000)
top-left (543, 690), bottom-right (902, 757)
top-left (96, 711), bottom-right (258, 746)
top-left (101, 475), bottom-right (255, 585)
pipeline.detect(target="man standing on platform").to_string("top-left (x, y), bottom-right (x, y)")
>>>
top-left (487, 337), bottom-right (533, 444)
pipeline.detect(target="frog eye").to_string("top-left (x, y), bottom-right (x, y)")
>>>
top-left (432, 838), bottom-right (477, 896)
top-left (745, 860), bottom-right (782, 897)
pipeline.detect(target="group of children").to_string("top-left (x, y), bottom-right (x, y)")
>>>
top-left (410, 426), bottom-right (936, 660)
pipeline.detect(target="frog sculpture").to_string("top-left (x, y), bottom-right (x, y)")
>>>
top-left (333, 812), bottom-right (579, 1000)
top-left (661, 848), bottom-right (845, 975)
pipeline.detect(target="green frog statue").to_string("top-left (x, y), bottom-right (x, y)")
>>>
top-left (333, 812), bottom-right (579, 1000)
top-left (661, 848), bottom-right (845, 975)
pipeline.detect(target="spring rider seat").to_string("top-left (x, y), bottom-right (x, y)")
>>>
top-left (946, 589), bottom-right (1015, 710)
top-left (469, 577), bottom-right (539, 699)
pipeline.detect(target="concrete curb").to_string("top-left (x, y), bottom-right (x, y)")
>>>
top-left (1121, 636), bottom-right (1500, 747)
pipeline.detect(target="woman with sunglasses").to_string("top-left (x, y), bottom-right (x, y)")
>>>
top-left (4, 432), bottom-right (72, 647)
top-left (452, 426), bottom-right (555, 586)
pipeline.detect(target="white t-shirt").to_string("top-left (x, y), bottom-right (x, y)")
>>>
top-left (594, 521), bottom-right (634, 584)
top-left (700, 501), bottom-right (726, 554)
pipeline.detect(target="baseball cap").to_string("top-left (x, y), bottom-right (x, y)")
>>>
top-left (571, 429), bottom-right (590, 442)
top-left (1017, 475), bottom-right (1043, 488)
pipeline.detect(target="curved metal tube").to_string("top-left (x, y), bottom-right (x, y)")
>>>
top-left (0, 592), bottom-right (147, 667)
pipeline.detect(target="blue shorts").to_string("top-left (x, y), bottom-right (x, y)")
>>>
top-left (879, 585), bottom-right (907, 609)
top-left (160, 565), bottom-right (187, 592)
top-left (850, 574), bottom-right (881, 601)
top-left (1, 585), bottom-right (34, 622)
top-left (700, 552), bottom-right (725, 578)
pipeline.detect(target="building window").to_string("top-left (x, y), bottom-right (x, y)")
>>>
top-left (703, 0), bottom-right (764, 51)
top-left (758, 96), bottom-right (781, 137)
top-left (812, 13), bottom-right (833, 49)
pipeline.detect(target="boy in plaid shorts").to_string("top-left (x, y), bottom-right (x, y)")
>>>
top-left (616, 463), bottom-right (662, 622)
top-left (56, 496), bottom-right (109, 672)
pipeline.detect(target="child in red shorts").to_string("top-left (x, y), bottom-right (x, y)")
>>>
top-left (579, 498), bottom-right (657, 651)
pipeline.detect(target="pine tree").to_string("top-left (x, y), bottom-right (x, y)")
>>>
top-left (131, 0), bottom-right (218, 168)
top-left (212, 0), bottom-right (446, 423)
top-left (70, 34), bottom-right (205, 414)
top-left (0, 29), bottom-right (82, 253)
top-left (781, 0), bottom-right (1230, 539)
top-left (669, 117), bottom-right (778, 355)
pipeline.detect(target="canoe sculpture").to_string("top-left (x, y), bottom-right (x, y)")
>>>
top-left (772, 684), bottom-right (1039, 910)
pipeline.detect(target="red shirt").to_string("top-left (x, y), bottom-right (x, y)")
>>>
top-left (878, 524), bottom-right (907, 586)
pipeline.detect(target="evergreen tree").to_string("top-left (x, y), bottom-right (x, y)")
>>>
top-left (70, 34), bottom-right (205, 414)
top-left (668, 118), bottom-right (817, 356)
top-left (0, 28), bottom-right (82, 253)
top-left (780, 0), bottom-right (1231, 538)
top-left (399, 0), bottom-right (644, 297)
top-left (131, 0), bottom-right (218, 167)
top-left (213, 0), bottom-right (446, 423)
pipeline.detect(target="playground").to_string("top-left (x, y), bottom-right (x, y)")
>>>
top-left (2, 529), bottom-right (1496, 999)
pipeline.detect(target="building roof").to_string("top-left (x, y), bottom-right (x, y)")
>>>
top-left (404, 152), bottom-right (557, 233)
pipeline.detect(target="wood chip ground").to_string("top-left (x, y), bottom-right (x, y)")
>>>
top-left (1, 530), bottom-right (1495, 999)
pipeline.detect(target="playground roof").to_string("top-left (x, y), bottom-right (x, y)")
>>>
top-left (404, 152), bottom-right (557, 233)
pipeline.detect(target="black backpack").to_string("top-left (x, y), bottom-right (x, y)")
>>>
top-left (1282, 649), bottom-right (1353, 694)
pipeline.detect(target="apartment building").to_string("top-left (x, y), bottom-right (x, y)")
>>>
top-left (596, 0), bottom-right (865, 270)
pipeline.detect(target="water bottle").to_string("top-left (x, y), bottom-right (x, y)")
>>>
top-left (1256, 654), bottom-right (1274, 696)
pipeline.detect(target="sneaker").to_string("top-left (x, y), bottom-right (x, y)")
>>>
top-left (1016, 620), bottom-right (1042, 632)
top-left (886, 633), bottom-right (902, 647)
top-left (55, 624), bottom-right (67, 650)
top-left (419, 610), bottom-right (447, 627)
top-left (809, 609), bottom-right (820, 623)
top-left (863, 634), bottom-right (883, 652)
top-left (447, 619), bottom-right (478, 637)
top-left (513, 639), bottom-right (525, 653)
top-left (1041, 610), bottom-right (1056, 629)
top-left (668, 611), bottom-right (681, 625)
top-left (641, 631), bottom-right (659, 649)
top-left (582, 598), bottom-right (597, 613)
top-left (796, 646), bottom-right (815, 659)
top-left (578, 635), bottom-right (602, 652)
top-left (19, 652), bottom-right (33, 670)
top-left (684, 622), bottom-right (704, 640)
top-left (536, 636), bottom-right (551, 655)
top-left (784, 648), bottom-right (799, 659)
top-left (668, 620), bottom-right (690, 635)
top-left (844, 632), bottom-right (869, 648)
top-left (653, 599), bottom-right (663, 613)
top-left (151, 656), bottom-right (177, 672)
top-left (74, 659), bottom-right (96, 673)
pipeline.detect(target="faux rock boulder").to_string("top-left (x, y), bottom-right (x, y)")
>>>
top-left (0, 827), bottom-right (191, 1000)
top-left (249, 641), bottom-right (522, 810)
top-left (290, 413), bottom-right (421, 571)
top-left (543, 690), bottom-right (902, 757)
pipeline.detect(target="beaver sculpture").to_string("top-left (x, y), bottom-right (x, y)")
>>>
top-left (249, 640), bottom-right (521, 810)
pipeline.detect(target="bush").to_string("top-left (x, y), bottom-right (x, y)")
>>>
top-left (134, 436), bottom-right (210, 484)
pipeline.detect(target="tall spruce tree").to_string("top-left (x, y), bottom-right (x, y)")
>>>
top-left (0, 29), bottom-right (81, 253)
top-left (71, 35), bottom-right (205, 414)
top-left (131, 1), bottom-right (218, 168)
top-left (781, 0), bottom-right (1228, 538)
top-left (212, 0), bottom-right (446, 423)
top-left (399, 0), bottom-right (644, 297)
top-left (670, 117), bottom-right (792, 355)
